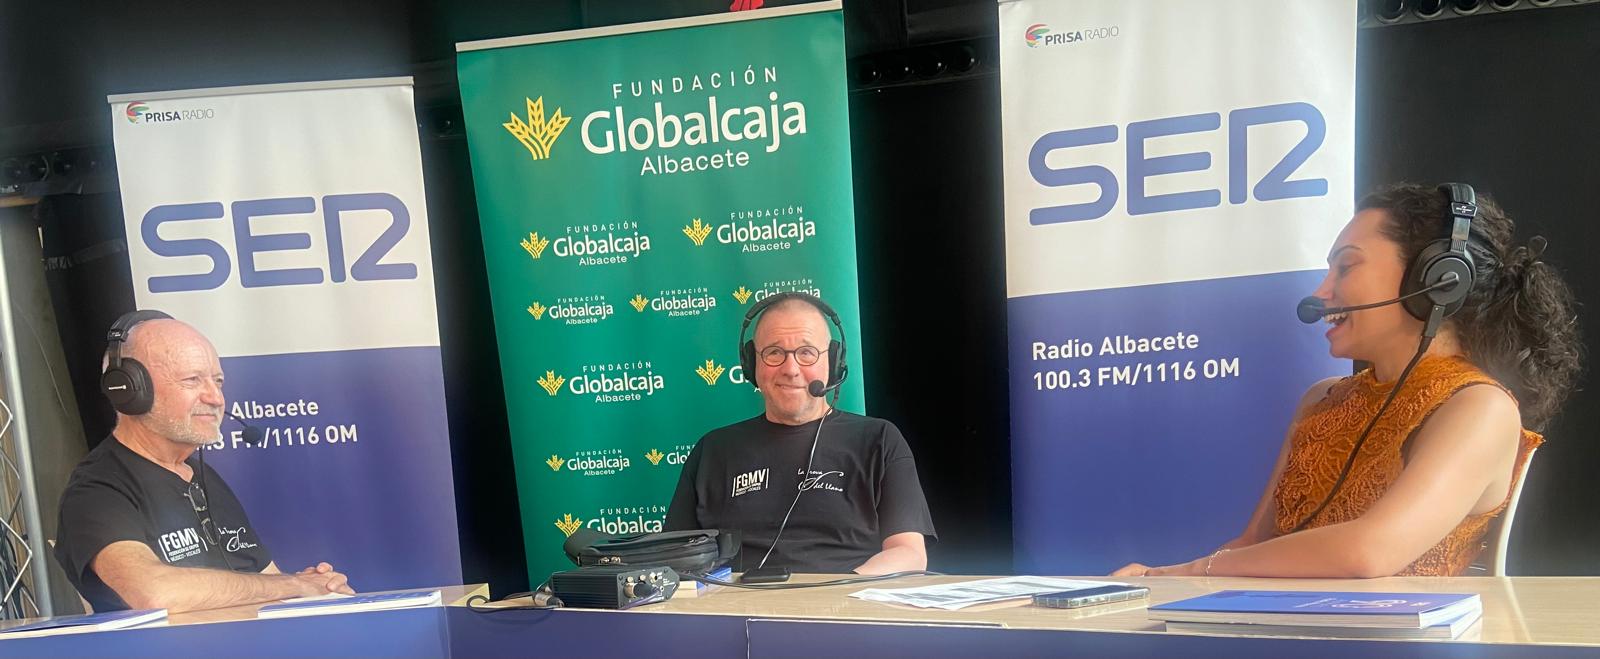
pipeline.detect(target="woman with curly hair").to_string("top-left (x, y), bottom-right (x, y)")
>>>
top-left (1115, 183), bottom-right (1582, 578)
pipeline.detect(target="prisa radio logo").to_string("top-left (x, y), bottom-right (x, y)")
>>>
top-left (1023, 23), bottom-right (1121, 48)
top-left (125, 100), bottom-right (217, 124)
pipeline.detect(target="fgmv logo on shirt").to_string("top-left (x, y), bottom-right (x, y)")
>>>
top-left (158, 527), bottom-right (204, 563)
top-left (732, 467), bottom-right (768, 497)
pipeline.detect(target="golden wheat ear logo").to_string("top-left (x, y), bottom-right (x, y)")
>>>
top-left (527, 301), bottom-right (547, 320)
top-left (537, 370), bottom-right (566, 396)
top-left (682, 218), bottom-right (712, 246)
top-left (732, 286), bottom-right (753, 305)
top-left (554, 514), bottom-right (583, 536)
top-left (504, 96), bottom-right (570, 160)
top-left (629, 294), bottom-right (649, 312)
top-left (696, 360), bottom-right (727, 386)
top-left (545, 454), bottom-right (565, 471)
top-left (645, 449), bottom-right (665, 466)
top-left (520, 232), bottom-right (550, 259)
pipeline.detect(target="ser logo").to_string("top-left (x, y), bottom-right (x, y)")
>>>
top-left (140, 193), bottom-right (416, 293)
top-left (1027, 102), bottom-right (1328, 224)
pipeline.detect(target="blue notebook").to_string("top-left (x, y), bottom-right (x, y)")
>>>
top-left (1165, 608), bottom-right (1483, 640)
top-left (257, 590), bottom-right (442, 619)
top-left (0, 608), bottom-right (167, 636)
top-left (1149, 590), bottom-right (1481, 628)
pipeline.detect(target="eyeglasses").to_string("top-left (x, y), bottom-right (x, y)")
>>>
top-left (759, 345), bottom-right (821, 367)
top-left (186, 480), bottom-right (223, 550)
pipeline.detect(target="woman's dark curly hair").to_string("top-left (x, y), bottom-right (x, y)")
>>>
top-left (1358, 183), bottom-right (1582, 431)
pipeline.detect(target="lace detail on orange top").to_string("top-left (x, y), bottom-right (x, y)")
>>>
top-left (1271, 355), bottom-right (1542, 576)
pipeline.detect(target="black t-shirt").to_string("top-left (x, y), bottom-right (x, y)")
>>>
top-left (665, 410), bottom-right (936, 573)
top-left (54, 436), bottom-right (272, 612)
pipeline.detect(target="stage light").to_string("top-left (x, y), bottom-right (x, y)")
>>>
top-left (950, 45), bottom-right (978, 73)
top-left (882, 59), bottom-right (912, 82)
top-left (1490, 0), bottom-right (1520, 9)
top-left (1372, 0), bottom-right (1407, 22)
top-left (0, 160), bottom-right (21, 186)
top-left (26, 156), bottom-right (48, 181)
top-left (1415, 0), bottom-right (1445, 17)
top-left (47, 152), bottom-right (75, 178)
top-left (1452, 0), bottom-right (1483, 14)
top-left (855, 61), bottom-right (880, 85)
top-left (0, 156), bottom-right (47, 185)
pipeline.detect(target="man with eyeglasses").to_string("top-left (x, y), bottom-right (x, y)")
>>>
top-left (665, 293), bottom-right (935, 574)
top-left (54, 313), bottom-right (354, 612)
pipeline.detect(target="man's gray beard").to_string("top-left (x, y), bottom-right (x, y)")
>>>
top-left (146, 413), bottom-right (221, 446)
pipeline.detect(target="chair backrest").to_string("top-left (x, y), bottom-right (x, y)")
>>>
top-left (1471, 446), bottom-right (1538, 576)
top-left (45, 538), bottom-right (93, 614)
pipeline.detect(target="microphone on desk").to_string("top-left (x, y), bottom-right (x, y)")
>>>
top-left (1296, 273), bottom-right (1462, 324)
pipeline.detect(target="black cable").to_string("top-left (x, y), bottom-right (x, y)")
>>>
top-left (683, 570), bottom-right (943, 590)
top-left (754, 408), bottom-right (833, 571)
top-left (194, 447), bottom-right (237, 572)
top-left (464, 594), bottom-right (561, 612)
top-left (0, 533), bottom-right (19, 619)
top-left (464, 582), bottom-right (562, 612)
top-left (1289, 334), bottom-right (1433, 533)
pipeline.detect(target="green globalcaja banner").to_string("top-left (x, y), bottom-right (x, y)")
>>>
top-left (456, 2), bottom-right (865, 581)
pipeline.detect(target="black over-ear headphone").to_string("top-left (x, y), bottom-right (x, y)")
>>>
top-left (101, 309), bottom-right (173, 415)
top-left (1400, 183), bottom-right (1478, 331)
top-left (737, 292), bottom-right (848, 391)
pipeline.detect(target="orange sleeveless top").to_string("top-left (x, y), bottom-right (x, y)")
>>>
top-left (1271, 355), bottom-right (1542, 576)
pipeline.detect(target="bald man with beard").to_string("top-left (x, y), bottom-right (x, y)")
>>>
top-left (54, 312), bottom-right (353, 613)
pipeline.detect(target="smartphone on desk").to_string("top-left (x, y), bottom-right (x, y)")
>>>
top-left (1033, 585), bottom-right (1149, 609)
top-left (739, 566), bottom-right (790, 584)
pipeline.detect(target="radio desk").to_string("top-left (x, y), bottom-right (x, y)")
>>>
top-left (3, 576), bottom-right (1598, 658)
